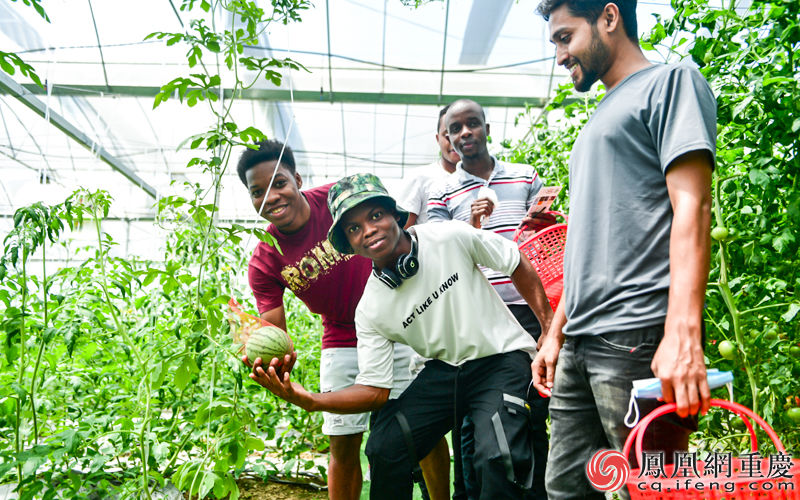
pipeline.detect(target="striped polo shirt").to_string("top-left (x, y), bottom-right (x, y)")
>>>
top-left (426, 157), bottom-right (543, 304)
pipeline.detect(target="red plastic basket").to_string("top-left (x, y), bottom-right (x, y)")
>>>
top-left (622, 399), bottom-right (800, 499)
top-left (512, 211), bottom-right (567, 311)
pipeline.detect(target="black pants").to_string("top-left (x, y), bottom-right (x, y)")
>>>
top-left (366, 351), bottom-right (537, 500)
top-left (454, 305), bottom-right (549, 500)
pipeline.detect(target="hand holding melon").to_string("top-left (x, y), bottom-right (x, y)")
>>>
top-left (243, 325), bottom-right (295, 374)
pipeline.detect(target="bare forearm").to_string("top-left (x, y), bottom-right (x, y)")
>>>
top-left (667, 207), bottom-right (710, 334)
top-left (260, 306), bottom-right (287, 331)
top-left (305, 384), bottom-right (390, 414)
top-left (511, 254), bottom-right (554, 334)
top-left (665, 151), bottom-right (713, 338)
top-left (546, 295), bottom-right (567, 344)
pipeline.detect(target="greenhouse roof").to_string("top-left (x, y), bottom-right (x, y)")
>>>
top-left (0, 0), bottom-right (675, 227)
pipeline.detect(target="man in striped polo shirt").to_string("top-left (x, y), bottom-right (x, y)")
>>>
top-left (427, 99), bottom-right (549, 500)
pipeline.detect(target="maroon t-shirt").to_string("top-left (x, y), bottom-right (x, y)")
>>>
top-left (248, 184), bottom-right (371, 349)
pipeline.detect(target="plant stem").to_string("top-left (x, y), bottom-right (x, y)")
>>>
top-left (92, 205), bottom-right (151, 498)
top-left (193, 156), bottom-right (228, 312)
top-left (30, 224), bottom-right (48, 444)
top-left (207, 360), bottom-right (217, 455)
top-left (163, 429), bottom-right (194, 476)
top-left (296, 412), bottom-right (313, 477)
top-left (15, 249), bottom-right (28, 486)
top-left (91, 208), bottom-right (143, 366)
top-left (139, 370), bottom-right (153, 500)
top-left (713, 178), bottom-right (759, 413)
top-left (188, 452), bottom-right (211, 498)
top-left (738, 302), bottom-right (791, 316)
top-left (15, 398), bottom-right (22, 486)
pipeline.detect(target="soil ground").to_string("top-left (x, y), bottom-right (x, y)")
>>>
top-left (235, 477), bottom-right (327, 500)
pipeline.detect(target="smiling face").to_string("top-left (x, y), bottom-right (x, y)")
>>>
top-left (340, 199), bottom-right (405, 269)
top-left (445, 101), bottom-right (490, 161)
top-left (549, 4), bottom-right (612, 92)
top-left (245, 160), bottom-right (309, 234)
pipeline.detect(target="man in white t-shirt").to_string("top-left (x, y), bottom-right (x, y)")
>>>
top-left (249, 173), bottom-right (553, 499)
top-left (397, 104), bottom-right (461, 227)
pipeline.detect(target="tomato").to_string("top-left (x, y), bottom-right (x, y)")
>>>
top-left (730, 417), bottom-right (746, 431)
top-left (788, 407), bottom-right (800, 424)
top-left (711, 226), bottom-right (729, 241)
top-left (763, 329), bottom-right (778, 341)
top-left (790, 345), bottom-right (800, 358)
top-left (718, 340), bottom-right (736, 360)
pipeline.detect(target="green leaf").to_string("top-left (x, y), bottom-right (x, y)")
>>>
top-left (199, 472), bottom-right (218, 499)
top-left (11, 382), bottom-right (28, 404)
top-left (177, 274), bottom-right (195, 284)
top-left (0, 462), bottom-right (14, 482)
top-left (89, 453), bottom-right (108, 472)
top-left (0, 57), bottom-right (15, 75)
top-left (152, 442), bottom-right (170, 465)
top-left (781, 303), bottom-right (800, 323)
top-left (22, 455), bottom-right (46, 477)
top-left (772, 229), bottom-right (795, 254)
top-left (245, 436), bottom-right (265, 451)
top-left (174, 356), bottom-right (195, 391)
top-left (748, 169), bottom-right (769, 188)
top-left (142, 269), bottom-right (160, 287)
top-left (152, 361), bottom-right (168, 387)
top-left (213, 476), bottom-right (230, 499)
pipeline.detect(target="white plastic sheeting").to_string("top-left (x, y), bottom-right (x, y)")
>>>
top-left (1, 0), bottom-right (675, 253)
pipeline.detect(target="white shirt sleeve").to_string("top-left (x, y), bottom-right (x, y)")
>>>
top-left (459, 223), bottom-right (520, 276)
top-left (354, 309), bottom-right (395, 389)
top-left (396, 175), bottom-right (426, 217)
top-left (426, 182), bottom-right (452, 222)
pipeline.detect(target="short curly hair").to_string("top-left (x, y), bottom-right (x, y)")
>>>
top-left (536, 0), bottom-right (639, 43)
top-left (436, 104), bottom-right (451, 132)
top-left (236, 139), bottom-right (296, 186)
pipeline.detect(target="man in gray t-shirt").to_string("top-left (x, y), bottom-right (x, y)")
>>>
top-left (532, 0), bottom-right (716, 498)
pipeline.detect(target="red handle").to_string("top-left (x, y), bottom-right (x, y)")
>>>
top-left (622, 399), bottom-right (784, 468)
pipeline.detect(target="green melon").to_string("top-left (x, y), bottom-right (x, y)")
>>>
top-left (246, 325), bottom-right (293, 364)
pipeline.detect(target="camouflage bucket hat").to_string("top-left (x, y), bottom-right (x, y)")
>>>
top-left (327, 173), bottom-right (409, 254)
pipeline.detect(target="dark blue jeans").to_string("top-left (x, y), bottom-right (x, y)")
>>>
top-left (546, 325), bottom-right (697, 500)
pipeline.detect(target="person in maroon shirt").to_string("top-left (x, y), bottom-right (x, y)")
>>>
top-left (238, 140), bottom-right (449, 500)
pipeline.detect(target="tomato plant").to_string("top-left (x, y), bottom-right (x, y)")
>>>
top-left (0, 1), bottom-right (326, 498)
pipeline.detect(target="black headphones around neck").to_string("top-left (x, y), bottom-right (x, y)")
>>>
top-left (373, 230), bottom-right (420, 289)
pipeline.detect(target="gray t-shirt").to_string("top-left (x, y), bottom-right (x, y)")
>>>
top-left (563, 61), bottom-right (716, 336)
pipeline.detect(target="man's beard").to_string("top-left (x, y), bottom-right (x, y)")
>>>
top-left (573, 28), bottom-right (611, 92)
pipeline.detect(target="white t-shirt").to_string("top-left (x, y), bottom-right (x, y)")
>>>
top-left (354, 221), bottom-right (537, 390)
top-left (396, 161), bottom-right (453, 224)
